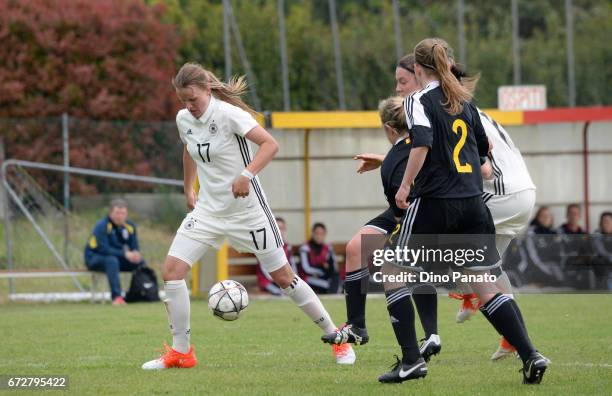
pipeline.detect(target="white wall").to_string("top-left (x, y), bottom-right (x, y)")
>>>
top-left (258, 121), bottom-right (612, 244)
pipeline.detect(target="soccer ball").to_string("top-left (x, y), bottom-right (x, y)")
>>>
top-left (208, 280), bottom-right (249, 321)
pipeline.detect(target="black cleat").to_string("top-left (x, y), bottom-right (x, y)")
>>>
top-left (419, 334), bottom-right (442, 362)
top-left (321, 323), bottom-right (369, 345)
top-left (378, 356), bottom-right (428, 383)
top-left (522, 352), bottom-right (549, 384)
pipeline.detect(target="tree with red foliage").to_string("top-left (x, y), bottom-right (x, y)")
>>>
top-left (0, 0), bottom-right (179, 120)
top-left (0, 0), bottom-right (181, 194)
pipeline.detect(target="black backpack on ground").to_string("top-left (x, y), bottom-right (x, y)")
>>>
top-left (125, 266), bottom-right (160, 303)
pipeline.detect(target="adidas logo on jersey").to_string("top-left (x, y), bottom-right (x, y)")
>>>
top-left (187, 129), bottom-right (193, 135)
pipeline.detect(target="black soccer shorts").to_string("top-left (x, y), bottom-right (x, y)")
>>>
top-left (364, 207), bottom-right (399, 234)
top-left (386, 195), bottom-right (499, 271)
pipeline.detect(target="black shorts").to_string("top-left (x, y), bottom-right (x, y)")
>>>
top-left (364, 207), bottom-right (399, 234)
top-left (387, 196), bottom-right (499, 271)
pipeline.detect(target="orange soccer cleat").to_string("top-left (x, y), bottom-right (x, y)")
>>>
top-left (448, 292), bottom-right (463, 300)
top-left (491, 337), bottom-right (517, 361)
top-left (141, 343), bottom-right (198, 370)
top-left (455, 293), bottom-right (481, 323)
top-left (332, 343), bottom-right (356, 365)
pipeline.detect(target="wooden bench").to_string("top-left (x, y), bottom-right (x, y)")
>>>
top-left (0, 269), bottom-right (130, 303)
top-left (227, 243), bottom-right (347, 288)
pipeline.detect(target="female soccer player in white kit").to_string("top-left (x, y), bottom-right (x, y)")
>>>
top-left (448, 64), bottom-right (537, 361)
top-left (142, 63), bottom-right (355, 369)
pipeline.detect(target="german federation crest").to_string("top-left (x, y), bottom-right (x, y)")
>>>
top-left (209, 121), bottom-right (218, 135)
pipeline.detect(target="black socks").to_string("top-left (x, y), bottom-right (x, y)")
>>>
top-left (386, 288), bottom-right (421, 364)
top-left (412, 285), bottom-right (438, 338)
top-left (344, 268), bottom-right (370, 328)
top-left (480, 293), bottom-right (536, 363)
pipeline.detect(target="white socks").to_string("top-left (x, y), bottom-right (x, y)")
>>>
top-left (496, 271), bottom-right (515, 298)
top-left (164, 280), bottom-right (191, 354)
top-left (282, 276), bottom-right (336, 333)
top-left (163, 276), bottom-right (336, 352)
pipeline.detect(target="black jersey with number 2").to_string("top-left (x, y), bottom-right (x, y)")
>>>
top-left (381, 137), bottom-right (411, 217)
top-left (404, 81), bottom-right (489, 198)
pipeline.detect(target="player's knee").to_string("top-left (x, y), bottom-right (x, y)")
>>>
top-left (346, 236), bottom-right (360, 258)
top-left (345, 236), bottom-right (362, 270)
top-left (269, 265), bottom-right (294, 289)
top-left (162, 256), bottom-right (189, 281)
top-left (162, 267), bottom-right (182, 282)
top-left (275, 276), bottom-right (292, 289)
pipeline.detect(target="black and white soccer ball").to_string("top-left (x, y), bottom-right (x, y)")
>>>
top-left (208, 280), bottom-right (249, 321)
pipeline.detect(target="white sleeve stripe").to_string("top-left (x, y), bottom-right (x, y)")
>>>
top-left (404, 96), bottom-right (414, 129)
top-left (411, 94), bottom-right (431, 128)
top-left (409, 96), bottom-right (415, 128)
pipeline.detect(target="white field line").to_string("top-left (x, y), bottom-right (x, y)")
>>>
top-left (557, 362), bottom-right (612, 369)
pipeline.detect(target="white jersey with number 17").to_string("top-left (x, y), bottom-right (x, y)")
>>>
top-left (175, 95), bottom-right (261, 217)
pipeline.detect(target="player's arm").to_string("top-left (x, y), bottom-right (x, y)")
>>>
top-left (354, 153), bottom-right (386, 174)
top-left (232, 126), bottom-right (279, 198)
top-left (244, 126), bottom-right (279, 176)
top-left (183, 145), bottom-right (197, 210)
top-left (481, 157), bottom-right (494, 180)
top-left (472, 105), bottom-right (490, 157)
top-left (396, 95), bottom-right (431, 209)
top-left (395, 147), bottom-right (428, 209)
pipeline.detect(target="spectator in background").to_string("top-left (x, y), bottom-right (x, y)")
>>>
top-left (256, 217), bottom-right (296, 296)
top-left (524, 206), bottom-right (565, 285)
top-left (559, 204), bottom-right (590, 274)
top-left (298, 223), bottom-right (340, 294)
top-left (559, 203), bottom-right (586, 234)
top-left (592, 212), bottom-right (612, 289)
top-left (84, 199), bottom-right (145, 305)
top-left (530, 206), bottom-right (556, 235)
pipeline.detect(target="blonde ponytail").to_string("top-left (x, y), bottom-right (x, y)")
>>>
top-left (378, 96), bottom-right (408, 133)
top-left (172, 62), bottom-right (256, 115)
top-left (414, 38), bottom-right (472, 115)
top-left (205, 71), bottom-right (256, 115)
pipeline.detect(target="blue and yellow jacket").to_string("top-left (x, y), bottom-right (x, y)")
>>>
top-left (84, 216), bottom-right (139, 259)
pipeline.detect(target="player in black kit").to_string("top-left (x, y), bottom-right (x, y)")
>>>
top-left (321, 55), bottom-right (440, 363)
top-left (378, 38), bottom-right (549, 385)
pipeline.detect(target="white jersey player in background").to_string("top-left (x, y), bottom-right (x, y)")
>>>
top-left (449, 63), bottom-right (537, 361)
top-left (142, 63), bottom-right (355, 370)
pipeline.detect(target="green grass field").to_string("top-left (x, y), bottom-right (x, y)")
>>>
top-left (1, 294), bottom-right (611, 395)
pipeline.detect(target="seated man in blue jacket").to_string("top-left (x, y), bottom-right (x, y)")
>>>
top-left (85, 199), bottom-right (145, 305)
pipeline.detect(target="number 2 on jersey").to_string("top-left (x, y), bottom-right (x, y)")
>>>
top-left (451, 119), bottom-right (473, 173)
